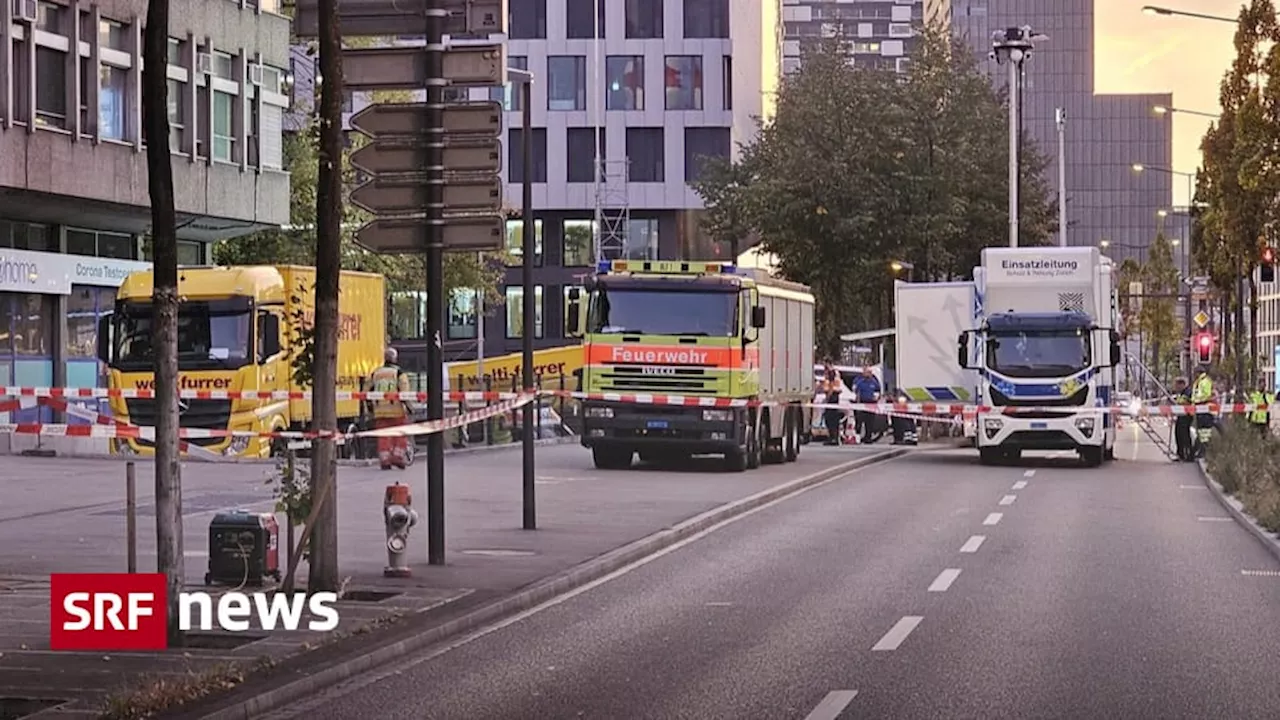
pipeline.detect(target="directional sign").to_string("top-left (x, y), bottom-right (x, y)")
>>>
top-left (350, 177), bottom-right (502, 215)
top-left (342, 44), bottom-right (506, 91)
top-left (349, 102), bottom-right (502, 140)
top-left (1194, 310), bottom-right (1210, 328)
top-left (351, 142), bottom-right (502, 176)
top-left (293, 0), bottom-right (507, 38)
top-left (355, 216), bottom-right (504, 253)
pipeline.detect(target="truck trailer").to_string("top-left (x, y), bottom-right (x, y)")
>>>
top-left (96, 265), bottom-right (386, 458)
top-left (894, 280), bottom-right (980, 438)
top-left (567, 260), bottom-right (815, 472)
top-left (959, 247), bottom-right (1121, 466)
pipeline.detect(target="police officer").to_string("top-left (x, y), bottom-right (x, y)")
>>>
top-left (1249, 380), bottom-right (1275, 436)
top-left (367, 347), bottom-right (412, 470)
top-left (1190, 364), bottom-right (1215, 458)
top-left (891, 388), bottom-right (918, 445)
top-left (1170, 377), bottom-right (1194, 461)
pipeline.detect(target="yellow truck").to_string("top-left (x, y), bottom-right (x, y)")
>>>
top-left (566, 260), bottom-right (815, 471)
top-left (95, 265), bottom-right (386, 458)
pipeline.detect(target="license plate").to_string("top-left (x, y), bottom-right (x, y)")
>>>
top-left (1030, 422), bottom-right (1048, 429)
top-left (646, 420), bottom-right (669, 429)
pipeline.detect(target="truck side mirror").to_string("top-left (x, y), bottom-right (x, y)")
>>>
top-left (957, 331), bottom-right (970, 369)
top-left (1109, 330), bottom-right (1121, 367)
top-left (97, 313), bottom-right (113, 364)
top-left (751, 306), bottom-right (767, 329)
top-left (566, 300), bottom-right (582, 338)
top-left (260, 314), bottom-right (282, 358)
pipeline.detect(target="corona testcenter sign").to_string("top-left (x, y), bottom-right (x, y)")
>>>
top-left (0, 247), bottom-right (151, 295)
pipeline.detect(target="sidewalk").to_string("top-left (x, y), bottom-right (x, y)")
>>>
top-left (0, 442), bottom-right (900, 719)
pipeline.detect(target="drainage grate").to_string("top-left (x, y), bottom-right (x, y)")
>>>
top-left (180, 632), bottom-right (267, 649)
top-left (342, 590), bottom-right (402, 602)
top-left (460, 549), bottom-right (536, 557)
top-left (0, 697), bottom-right (67, 720)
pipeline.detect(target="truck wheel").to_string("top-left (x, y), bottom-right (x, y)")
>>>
top-left (979, 448), bottom-right (1000, 465)
top-left (1103, 445), bottom-right (1115, 461)
top-left (723, 447), bottom-right (747, 472)
top-left (1079, 446), bottom-right (1103, 467)
top-left (747, 423), bottom-right (762, 469)
top-left (784, 409), bottom-right (799, 462)
top-left (761, 411), bottom-right (784, 465)
top-left (592, 447), bottom-right (632, 470)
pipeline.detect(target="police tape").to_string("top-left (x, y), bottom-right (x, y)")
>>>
top-left (0, 395), bottom-right (536, 440)
top-left (0, 386), bottom-right (527, 402)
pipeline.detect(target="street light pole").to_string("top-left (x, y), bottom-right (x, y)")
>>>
top-left (509, 68), bottom-right (536, 531)
top-left (992, 27), bottom-right (1044, 248)
top-left (1056, 108), bottom-right (1067, 247)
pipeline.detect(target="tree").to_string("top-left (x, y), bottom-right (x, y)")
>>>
top-left (1139, 232), bottom-right (1183, 382)
top-left (141, 0), bottom-right (183, 645)
top-left (691, 28), bottom-right (1057, 357)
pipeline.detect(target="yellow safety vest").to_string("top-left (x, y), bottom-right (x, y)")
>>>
top-left (1191, 374), bottom-right (1213, 404)
top-left (1250, 391), bottom-right (1275, 425)
top-left (368, 364), bottom-right (409, 419)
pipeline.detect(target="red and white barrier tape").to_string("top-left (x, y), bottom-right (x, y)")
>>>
top-left (0, 386), bottom-right (528, 402)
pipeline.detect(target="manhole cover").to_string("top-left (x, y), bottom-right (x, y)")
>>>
top-left (0, 697), bottom-right (66, 719)
top-left (342, 590), bottom-right (403, 602)
top-left (460, 549), bottom-right (536, 557)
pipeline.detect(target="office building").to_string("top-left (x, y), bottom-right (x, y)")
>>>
top-left (781, 0), bottom-right (925, 75)
top-left (936, 0), bottom-right (1174, 265)
top-left (0, 0), bottom-right (291, 452)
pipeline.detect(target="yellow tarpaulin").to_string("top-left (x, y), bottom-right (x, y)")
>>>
top-left (445, 344), bottom-right (584, 390)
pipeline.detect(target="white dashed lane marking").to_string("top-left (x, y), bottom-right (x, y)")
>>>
top-left (1197, 517), bottom-right (1234, 522)
top-left (999, 495), bottom-right (1017, 506)
top-left (1179, 485), bottom-right (1208, 490)
top-left (1012, 480), bottom-right (1027, 490)
top-left (959, 535), bottom-right (986, 553)
top-left (928, 568), bottom-right (962, 592)
top-left (1023, 470), bottom-right (1036, 477)
top-left (983, 512), bottom-right (1003, 526)
top-left (804, 691), bottom-right (859, 720)
top-left (872, 616), bottom-right (923, 651)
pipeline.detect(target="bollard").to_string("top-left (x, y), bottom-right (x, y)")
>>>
top-left (383, 482), bottom-right (418, 577)
top-left (126, 461), bottom-right (137, 573)
top-left (484, 375), bottom-right (494, 445)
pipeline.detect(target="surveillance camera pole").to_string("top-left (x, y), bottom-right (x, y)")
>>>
top-left (992, 27), bottom-right (1038, 248)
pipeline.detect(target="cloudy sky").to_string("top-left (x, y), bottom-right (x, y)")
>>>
top-left (1096, 1), bottom-right (1241, 204)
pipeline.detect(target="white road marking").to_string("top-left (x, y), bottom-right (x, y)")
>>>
top-left (1178, 485), bottom-right (1208, 490)
top-left (1023, 470), bottom-right (1036, 478)
top-left (804, 690), bottom-right (859, 720)
top-left (983, 512), bottom-right (1003, 525)
top-left (705, 601), bottom-right (734, 607)
top-left (1012, 480), bottom-right (1028, 490)
top-left (928, 568), bottom-right (962, 592)
top-left (959, 535), bottom-right (986, 553)
top-left (872, 616), bottom-right (923, 651)
top-left (1241, 570), bottom-right (1280, 577)
top-left (999, 495), bottom-right (1017, 506)
top-left (1197, 516), bottom-right (1234, 522)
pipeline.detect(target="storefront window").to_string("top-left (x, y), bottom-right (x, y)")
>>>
top-left (563, 220), bottom-right (595, 266)
top-left (0, 292), bottom-right (54, 424)
top-left (0, 221), bottom-right (53, 251)
top-left (388, 291), bottom-right (425, 341)
top-left (448, 289), bottom-right (478, 340)
top-left (504, 219), bottom-right (543, 267)
top-left (505, 285), bottom-right (544, 339)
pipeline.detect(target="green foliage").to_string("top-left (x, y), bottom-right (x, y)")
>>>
top-left (1206, 418), bottom-right (1280, 530)
top-left (1138, 232), bottom-right (1184, 374)
top-left (691, 26), bottom-right (1057, 356)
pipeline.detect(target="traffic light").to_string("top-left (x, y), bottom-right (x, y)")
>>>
top-left (1263, 246), bottom-right (1276, 282)
top-left (1195, 332), bottom-right (1214, 364)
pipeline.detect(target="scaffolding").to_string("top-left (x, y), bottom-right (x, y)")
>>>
top-left (594, 159), bottom-right (631, 261)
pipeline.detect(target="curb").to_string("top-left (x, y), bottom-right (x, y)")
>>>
top-left (1197, 458), bottom-right (1280, 565)
top-left (190, 447), bottom-right (910, 720)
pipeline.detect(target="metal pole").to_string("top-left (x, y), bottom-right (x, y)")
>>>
top-left (425, 0), bottom-right (446, 565)
top-left (1007, 57), bottom-right (1020, 248)
top-left (521, 79), bottom-right (536, 531)
top-left (476, 253), bottom-right (485, 382)
top-left (126, 461), bottom-right (137, 573)
top-left (1056, 107), bottom-right (1067, 247)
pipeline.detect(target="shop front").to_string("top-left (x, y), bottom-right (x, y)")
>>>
top-left (0, 247), bottom-right (150, 447)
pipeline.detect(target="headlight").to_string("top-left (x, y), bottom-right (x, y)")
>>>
top-left (586, 407), bottom-right (613, 419)
top-left (702, 409), bottom-right (734, 422)
top-left (983, 418), bottom-right (1003, 430)
top-left (897, 396), bottom-right (908, 403)
top-left (223, 435), bottom-right (251, 456)
top-left (1074, 416), bottom-right (1096, 430)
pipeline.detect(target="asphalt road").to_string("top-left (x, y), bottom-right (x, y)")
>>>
top-left (257, 432), bottom-right (1280, 720)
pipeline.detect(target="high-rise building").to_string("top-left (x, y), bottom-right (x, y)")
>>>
top-left (936, 0), bottom-right (1174, 265)
top-left (781, 0), bottom-right (926, 75)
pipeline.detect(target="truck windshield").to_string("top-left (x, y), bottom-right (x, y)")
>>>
top-left (112, 298), bottom-right (254, 371)
top-left (986, 330), bottom-right (1090, 379)
top-left (588, 288), bottom-right (738, 336)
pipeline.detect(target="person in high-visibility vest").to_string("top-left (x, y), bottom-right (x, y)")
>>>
top-left (366, 347), bottom-right (412, 470)
top-left (1190, 365), bottom-right (1215, 457)
top-left (1170, 377), bottom-right (1194, 461)
top-left (1249, 380), bottom-right (1275, 436)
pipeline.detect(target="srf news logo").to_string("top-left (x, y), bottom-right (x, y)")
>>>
top-left (50, 573), bottom-right (340, 651)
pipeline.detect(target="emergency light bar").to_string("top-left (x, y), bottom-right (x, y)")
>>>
top-left (596, 260), bottom-right (737, 275)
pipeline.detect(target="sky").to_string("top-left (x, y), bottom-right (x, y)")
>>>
top-left (1095, 1), bottom-right (1242, 206)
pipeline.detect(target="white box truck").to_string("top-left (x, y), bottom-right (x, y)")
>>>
top-left (894, 281), bottom-right (981, 438)
top-left (958, 247), bottom-right (1122, 466)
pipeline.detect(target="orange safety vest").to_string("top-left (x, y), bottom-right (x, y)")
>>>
top-left (368, 364), bottom-right (408, 419)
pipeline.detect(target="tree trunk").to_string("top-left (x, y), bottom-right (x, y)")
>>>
top-left (1249, 275), bottom-right (1258, 387)
top-left (142, 0), bottom-right (183, 646)
top-left (308, 0), bottom-right (343, 592)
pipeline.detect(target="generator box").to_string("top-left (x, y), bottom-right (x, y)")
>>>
top-left (205, 510), bottom-right (281, 586)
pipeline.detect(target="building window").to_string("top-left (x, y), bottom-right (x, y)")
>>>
top-left (212, 91), bottom-right (234, 162)
top-left (683, 0), bottom-right (728, 38)
top-left (67, 286), bottom-right (116, 360)
top-left (388, 292), bottom-right (426, 341)
top-left (167, 37), bottom-right (185, 65)
top-left (626, 128), bottom-right (665, 183)
top-left (510, 0), bottom-right (547, 39)
top-left (35, 47), bottom-right (68, 129)
top-left (504, 219), bottom-right (544, 267)
top-left (508, 128), bottom-right (548, 183)
top-left (12, 39), bottom-right (31, 123)
top-left (723, 56), bottom-right (733, 110)
top-left (99, 64), bottom-right (127, 140)
top-left (605, 56), bottom-right (643, 111)
top-left (98, 19), bottom-right (127, 50)
top-left (447, 289), bottom-right (478, 340)
top-left (564, 285), bottom-right (584, 336)
top-left (0, 221), bottom-right (53, 251)
top-left (168, 79), bottom-right (186, 152)
top-left (491, 56), bottom-right (527, 111)
top-left (566, 127), bottom-right (605, 183)
top-left (563, 220), bottom-right (596, 266)
top-left (505, 286), bottom-right (545, 339)
top-left (627, 218), bottom-right (660, 259)
top-left (665, 56), bottom-right (703, 110)
top-left (177, 241), bottom-right (202, 265)
top-left (66, 228), bottom-right (136, 259)
top-left (547, 56), bottom-right (586, 111)
top-left (566, 0), bottom-right (605, 39)
top-left (625, 0), bottom-right (663, 38)
top-left (684, 127), bottom-right (731, 183)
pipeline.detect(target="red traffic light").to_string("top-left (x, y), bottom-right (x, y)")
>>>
top-left (1264, 246), bottom-right (1276, 264)
top-left (1198, 334), bottom-right (1212, 349)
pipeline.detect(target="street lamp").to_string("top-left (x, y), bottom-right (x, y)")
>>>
top-left (1142, 5), bottom-right (1238, 22)
top-left (890, 260), bottom-right (915, 282)
top-left (1152, 104), bottom-right (1221, 119)
top-left (507, 66), bottom-right (537, 531)
top-left (991, 26), bottom-right (1048, 248)
top-left (1131, 163), bottom-right (1197, 274)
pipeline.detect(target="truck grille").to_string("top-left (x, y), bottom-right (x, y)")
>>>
top-left (990, 386), bottom-right (1089, 410)
top-left (124, 398), bottom-right (233, 448)
top-left (598, 365), bottom-right (716, 395)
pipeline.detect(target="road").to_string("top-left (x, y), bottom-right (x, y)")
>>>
top-left (258, 432), bottom-right (1280, 720)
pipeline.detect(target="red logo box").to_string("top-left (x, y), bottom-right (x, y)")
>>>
top-left (50, 573), bottom-right (169, 651)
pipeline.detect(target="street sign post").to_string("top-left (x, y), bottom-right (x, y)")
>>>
top-left (343, 44), bottom-right (506, 91)
top-left (350, 142), bottom-right (502, 176)
top-left (355, 216), bottom-right (504, 253)
top-left (348, 102), bottom-right (501, 138)
top-left (292, 0), bottom-right (507, 38)
top-left (1194, 310), bottom-right (1210, 328)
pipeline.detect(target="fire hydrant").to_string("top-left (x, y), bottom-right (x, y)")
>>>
top-left (383, 482), bottom-right (418, 578)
